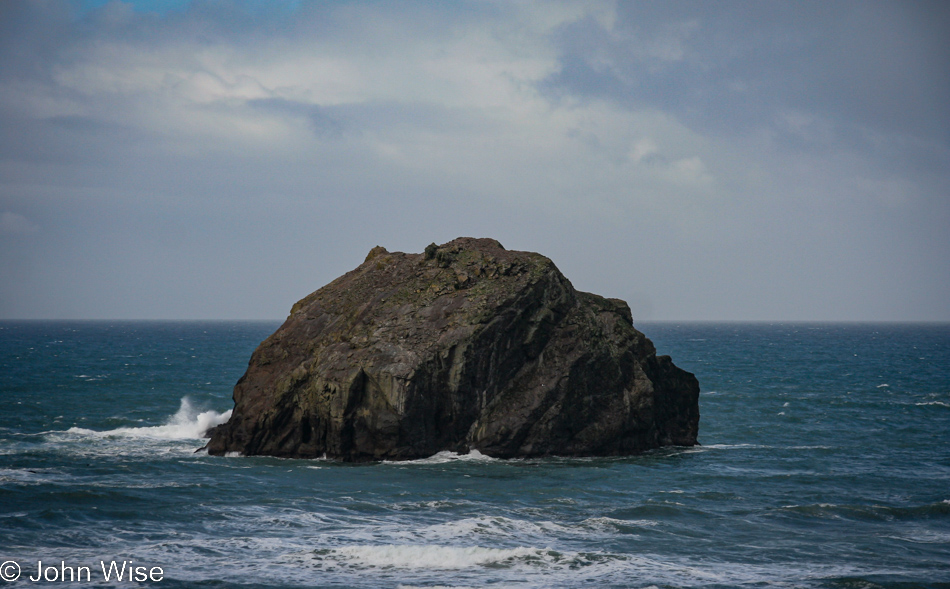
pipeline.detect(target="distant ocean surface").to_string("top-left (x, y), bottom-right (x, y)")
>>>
top-left (1, 321), bottom-right (948, 589)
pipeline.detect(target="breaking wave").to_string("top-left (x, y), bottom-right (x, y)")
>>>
top-left (320, 544), bottom-right (549, 569)
top-left (67, 397), bottom-right (230, 440)
top-left (392, 449), bottom-right (498, 464)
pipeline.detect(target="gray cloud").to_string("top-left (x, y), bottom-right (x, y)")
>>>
top-left (0, 0), bottom-right (946, 320)
top-left (544, 1), bottom-right (950, 142)
top-left (0, 212), bottom-right (39, 235)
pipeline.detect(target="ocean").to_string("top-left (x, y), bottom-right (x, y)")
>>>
top-left (1, 321), bottom-right (948, 589)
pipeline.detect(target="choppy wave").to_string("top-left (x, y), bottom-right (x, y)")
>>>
top-left (318, 544), bottom-right (550, 569)
top-left (702, 443), bottom-right (771, 449)
top-left (405, 514), bottom-right (662, 546)
top-left (777, 500), bottom-right (950, 520)
top-left (296, 541), bottom-right (878, 587)
top-left (383, 449), bottom-right (498, 464)
top-left (66, 397), bottom-right (230, 440)
top-left (396, 585), bottom-right (480, 589)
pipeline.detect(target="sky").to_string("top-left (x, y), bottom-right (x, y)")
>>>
top-left (1, 0), bottom-right (948, 321)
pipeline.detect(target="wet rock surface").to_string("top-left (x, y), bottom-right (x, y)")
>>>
top-left (207, 237), bottom-right (699, 461)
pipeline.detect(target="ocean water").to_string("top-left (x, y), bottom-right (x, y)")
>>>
top-left (1, 321), bottom-right (948, 589)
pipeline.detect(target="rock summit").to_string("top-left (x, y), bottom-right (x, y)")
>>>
top-left (207, 238), bottom-right (699, 460)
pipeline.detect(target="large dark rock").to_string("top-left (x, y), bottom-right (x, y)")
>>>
top-left (206, 237), bottom-right (699, 461)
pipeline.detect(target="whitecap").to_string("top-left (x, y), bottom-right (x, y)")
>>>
top-left (397, 585), bottom-right (480, 589)
top-left (414, 515), bottom-right (566, 543)
top-left (66, 397), bottom-right (230, 440)
top-left (581, 516), bottom-right (659, 530)
top-left (0, 467), bottom-right (69, 485)
top-left (323, 544), bottom-right (548, 569)
top-left (388, 449), bottom-right (498, 465)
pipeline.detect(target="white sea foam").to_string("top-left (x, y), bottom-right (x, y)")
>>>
top-left (19, 536), bottom-right (890, 589)
top-left (309, 542), bottom-right (865, 587)
top-left (0, 467), bottom-right (69, 485)
top-left (401, 514), bottom-right (658, 547)
top-left (581, 516), bottom-right (659, 530)
top-left (324, 544), bottom-right (549, 569)
top-left (66, 397), bottom-right (230, 440)
top-left (886, 530), bottom-right (950, 544)
top-left (397, 585), bottom-right (481, 589)
top-left (390, 449), bottom-right (498, 465)
top-left (916, 401), bottom-right (949, 407)
top-left (415, 516), bottom-right (574, 544)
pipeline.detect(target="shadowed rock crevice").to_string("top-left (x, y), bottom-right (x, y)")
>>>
top-left (207, 237), bottom-right (699, 461)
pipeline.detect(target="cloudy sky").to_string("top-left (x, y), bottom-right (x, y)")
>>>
top-left (1, 0), bottom-right (948, 321)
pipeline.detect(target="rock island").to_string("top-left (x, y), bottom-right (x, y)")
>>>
top-left (206, 238), bottom-right (699, 461)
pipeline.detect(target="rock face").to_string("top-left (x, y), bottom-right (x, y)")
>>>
top-left (206, 238), bottom-right (699, 461)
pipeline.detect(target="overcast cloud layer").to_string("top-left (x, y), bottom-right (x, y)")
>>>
top-left (1, 0), bottom-right (948, 321)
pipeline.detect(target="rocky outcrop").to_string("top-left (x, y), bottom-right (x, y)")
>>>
top-left (206, 238), bottom-right (699, 461)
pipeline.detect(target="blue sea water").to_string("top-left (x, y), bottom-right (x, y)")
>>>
top-left (1, 321), bottom-right (948, 589)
